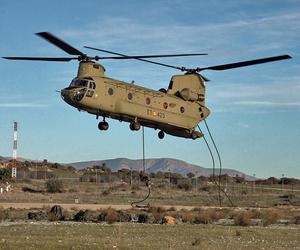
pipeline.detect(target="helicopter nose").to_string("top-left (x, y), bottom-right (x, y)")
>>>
top-left (61, 87), bottom-right (86, 103)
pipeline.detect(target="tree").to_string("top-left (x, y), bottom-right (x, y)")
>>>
top-left (187, 172), bottom-right (195, 179)
top-left (0, 168), bottom-right (11, 181)
top-left (45, 179), bottom-right (64, 193)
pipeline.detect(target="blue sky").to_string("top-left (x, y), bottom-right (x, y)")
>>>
top-left (0, 0), bottom-right (299, 178)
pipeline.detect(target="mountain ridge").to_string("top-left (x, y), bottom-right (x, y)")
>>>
top-left (0, 155), bottom-right (253, 180)
top-left (65, 157), bottom-right (254, 179)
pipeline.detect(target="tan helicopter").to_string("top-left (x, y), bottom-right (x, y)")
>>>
top-left (3, 32), bottom-right (291, 140)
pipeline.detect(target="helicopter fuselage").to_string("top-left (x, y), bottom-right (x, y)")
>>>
top-left (61, 61), bottom-right (210, 139)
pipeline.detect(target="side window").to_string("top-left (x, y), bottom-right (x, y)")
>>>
top-left (86, 90), bottom-right (94, 97)
top-left (108, 88), bottom-right (114, 95)
top-left (168, 80), bottom-right (173, 90)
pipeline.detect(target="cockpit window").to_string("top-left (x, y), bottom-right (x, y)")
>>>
top-left (70, 79), bottom-right (89, 87)
top-left (78, 80), bottom-right (88, 87)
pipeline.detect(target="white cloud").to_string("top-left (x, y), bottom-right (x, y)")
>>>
top-left (0, 103), bottom-right (48, 108)
top-left (59, 11), bottom-right (300, 57)
top-left (234, 101), bottom-right (300, 107)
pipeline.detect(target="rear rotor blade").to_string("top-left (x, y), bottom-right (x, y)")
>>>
top-left (3, 56), bottom-right (77, 62)
top-left (36, 32), bottom-right (85, 56)
top-left (84, 46), bottom-right (207, 59)
top-left (198, 55), bottom-right (292, 71)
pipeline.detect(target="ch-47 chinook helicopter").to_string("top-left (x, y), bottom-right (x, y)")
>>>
top-left (3, 32), bottom-right (291, 140)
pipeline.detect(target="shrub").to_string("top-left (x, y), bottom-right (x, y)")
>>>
top-left (167, 207), bottom-right (177, 212)
top-left (131, 184), bottom-right (141, 191)
top-left (177, 182), bottom-right (193, 191)
top-left (105, 208), bottom-right (119, 224)
top-left (102, 189), bottom-right (110, 196)
top-left (0, 207), bottom-right (7, 221)
top-left (193, 209), bottom-right (219, 224)
top-left (180, 210), bottom-right (194, 223)
top-left (149, 206), bottom-right (166, 223)
top-left (45, 179), bottom-right (63, 193)
top-left (233, 211), bottom-right (251, 226)
top-left (261, 209), bottom-right (280, 226)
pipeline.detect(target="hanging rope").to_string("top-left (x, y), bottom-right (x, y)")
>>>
top-left (131, 126), bottom-right (151, 208)
top-left (198, 121), bottom-right (235, 207)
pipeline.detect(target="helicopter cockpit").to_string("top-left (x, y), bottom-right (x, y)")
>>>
top-left (69, 78), bottom-right (96, 89)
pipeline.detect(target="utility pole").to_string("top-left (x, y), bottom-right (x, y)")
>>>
top-left (96, 169), bottom-right (98, 184)
top-left (253, 173), bottom-right (256, 193)
top-left (168, 168), bottom-right (171, 191)
top-left (281, 174), bottom-right (284, 192)
top-left (130, 167), bottom-right (133, 187)
top-left (12, 121), bottom-right (18, 180)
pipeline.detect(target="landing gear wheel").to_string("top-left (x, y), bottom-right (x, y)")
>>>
top-left (130, 122), bottom-right (141, 131)
top-left (98, 121), bottom-right (109, 131)
top-left (158, 130), bottom-right (165, 139)
top-left (191, 131), bottom-right (198, 140)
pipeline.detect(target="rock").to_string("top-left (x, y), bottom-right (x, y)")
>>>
top-left (97, 211), bottom-right (106, 222)
top-left (74, 210), bottom-right (91, 222)
top-left (48, 205), bottom-right (64, 221)
top-left (118, 211), bottom-right (132, 222)
top-left (28, 210), bottom-right (47, 221)
top-left (161, 216), bottom-right (176, 225)
top-left (137, 213), bottom-right (155, 223)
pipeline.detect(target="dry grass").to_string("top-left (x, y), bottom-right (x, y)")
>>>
top-left (0, 223), bottom-right (299, 249)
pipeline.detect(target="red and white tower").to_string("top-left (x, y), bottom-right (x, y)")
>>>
top-left (12, 121), bottom-right (17, 179)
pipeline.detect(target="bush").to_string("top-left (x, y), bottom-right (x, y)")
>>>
top-left (45, 179), bottom-right (64, 193)
top-left (131, 184), bottom-right (141, 191)
top-left (106, 208), bottom-right (119, 224)
top-left (234, 211), bottom-right (251, 226)
top-left (177, 182), bottom-right (193, 191)
top-left (180, 210), bottom-right (194, 223)
top-left (261, 209), bottom-right (280, 226)
top-left (102, 189), bottom-right (110, 196)
top-left (148, 206), bottom-right (166, 223)
top-left (193, 209), bottom-right (219, 224)
top-left (0, 207), bottom-right (7, 221)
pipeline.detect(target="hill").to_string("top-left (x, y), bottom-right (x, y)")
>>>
top-left (66, 158), bottom-right (253, 179)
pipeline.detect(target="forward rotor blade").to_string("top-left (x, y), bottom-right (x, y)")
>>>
top-left (84, 46), bottom-right (182, 70)
top-left (36, 32), bottom-right (85, 56)
top-left (198, 55), bottom-right (292, 71)
top-left (3, 56), bottom-right (77, 62)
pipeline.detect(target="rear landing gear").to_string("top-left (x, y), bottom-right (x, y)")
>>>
top-left (130, 121), bottom-right (141, 131)
top-left (98, 120), bottom-right (109, 131)
top-left (158, 130), bottom-right (165, 139)
top-left (191, 130), bottom-right (202, 140)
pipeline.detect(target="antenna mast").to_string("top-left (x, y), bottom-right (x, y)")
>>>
top-left (12, 121), bottom-right (17, 179)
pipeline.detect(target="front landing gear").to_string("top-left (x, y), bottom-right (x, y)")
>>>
top-left (98, 119), bottom-right (109, 131)
top-left (158, 130), bottom-right (165, 139)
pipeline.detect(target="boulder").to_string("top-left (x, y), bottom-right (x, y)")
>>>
top-left (28, 210), bottom-right (47, 221)
top-left (48, 205), bottom-right (64, 221)
top-left (161, 216), bottom-right (176, 225)
top-left (74, 210), bottom-right (91, 222)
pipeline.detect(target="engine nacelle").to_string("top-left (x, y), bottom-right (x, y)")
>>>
top-left (168, 73), bottom-right (206, 104)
